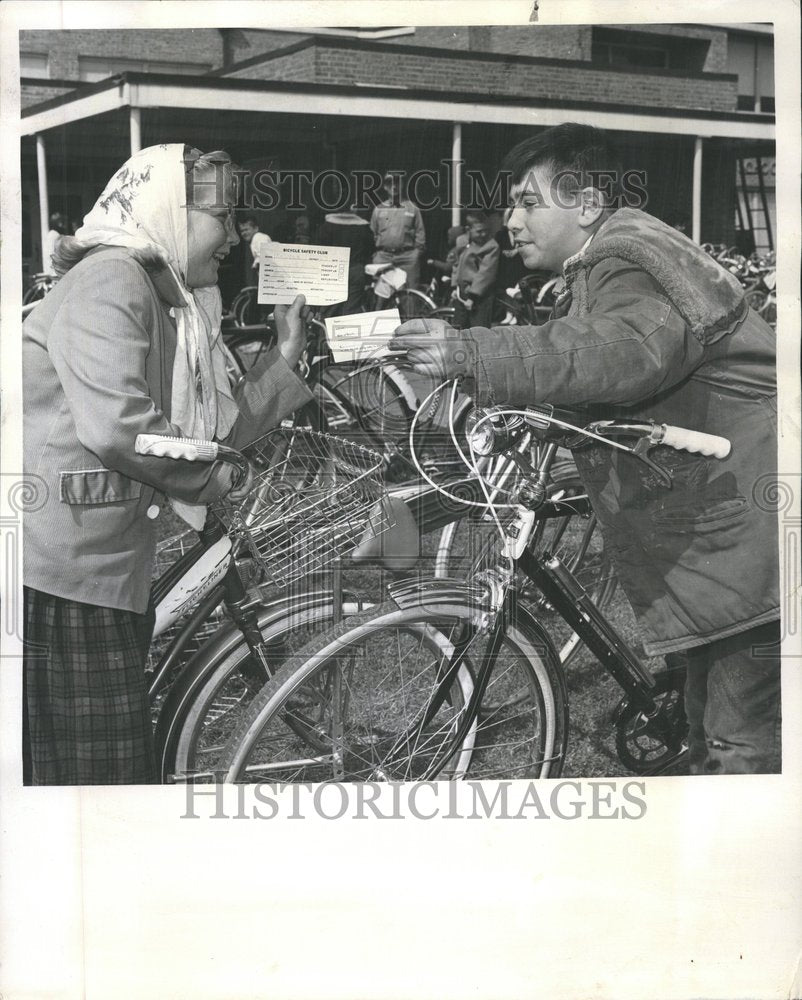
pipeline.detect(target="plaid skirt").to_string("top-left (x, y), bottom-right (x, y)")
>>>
top-left (23, 587), bottom-right (157, 785)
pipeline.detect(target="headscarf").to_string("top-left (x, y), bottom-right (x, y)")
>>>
top-left (74, 143), bottom-right (240, 527)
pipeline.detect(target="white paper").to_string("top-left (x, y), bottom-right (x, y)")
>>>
top-left (257, 242), bottom-right (349, 305)
top-left (323, 308), bottom-right (402, 362)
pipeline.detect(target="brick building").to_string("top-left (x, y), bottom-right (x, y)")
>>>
top-left (20, 24), bottom-right (776, 281)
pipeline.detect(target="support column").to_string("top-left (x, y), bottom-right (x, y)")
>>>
top-left (451, 122), bottom-right (463, 228)
top-left (692, 136), bottom-right (703, 244)
top-left (130, 106), bottom-right (142, 156)
top-left (36, 133), bottom-right (49, 270)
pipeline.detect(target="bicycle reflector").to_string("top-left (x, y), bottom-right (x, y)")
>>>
top-left (465, 407), bottom-right (526, 456)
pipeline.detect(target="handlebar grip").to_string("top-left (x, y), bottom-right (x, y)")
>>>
top-left (658, 425), bottom-right (731, 459)
top-left (135, 434), bottom-right (219, 463)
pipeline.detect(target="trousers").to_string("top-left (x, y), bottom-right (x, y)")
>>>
top-left (675, 619), bottom-right (782, 774)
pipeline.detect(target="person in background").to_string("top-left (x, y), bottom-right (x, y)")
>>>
top-left (23, 144), bottom-right (312, 785)
top-left (236, 213), bottom-right (272, 279)
top-left (42, 212), bottom-right (69, 275)
top-left (392, 122), bottom-right (780, 776)
top-left (370, 172), bottom-right (426, 289)
top-left (293, 213), bottom-right (313, 245)
top-left (317, 205), bottom-right (375, 316)
top-left (428, 224), bottom-right (467, 276)
top-left (451, 210), bottom-right (500, 328)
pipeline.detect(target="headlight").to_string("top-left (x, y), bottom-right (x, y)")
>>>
top-left (465, 408), bottom-right (524, 457)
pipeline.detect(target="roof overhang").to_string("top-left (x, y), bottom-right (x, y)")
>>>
top-left (20, 74), bottom-right (776, 142)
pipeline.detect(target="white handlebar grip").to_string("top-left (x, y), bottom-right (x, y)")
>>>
top-left (135, 434), bottom-right (219, 463)
top-left (659, 425), bottom-right (731, 459)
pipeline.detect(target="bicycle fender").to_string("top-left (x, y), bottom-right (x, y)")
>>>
top-left (388, 575), bottom-right (490, 612)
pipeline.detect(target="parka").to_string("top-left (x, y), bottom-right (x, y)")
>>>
top-left (460, 209), bottom-right (779, 656)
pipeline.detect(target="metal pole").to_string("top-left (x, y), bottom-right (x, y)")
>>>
top-left (451, 122), bottom-right (462, 228)
top-left (130, 106), bottom-right (142, 155)
top-left (36, 133), bottom-right (49, 270)
top-left (692, 136), bottom-right (703, 244)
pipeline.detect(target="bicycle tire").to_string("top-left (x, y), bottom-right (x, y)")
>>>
top-left (220, 599), bottom-right (567, 783)
top-left (227, 329), bottom-right (275, 376)
top-left (231, 285), bottom-right (261, 327)
top-left (156, 595), bottom-right (374, 781)
top-left (395, 288), bottom-right (437, 321)
top-left (316, 363), bottom-right (415, 457)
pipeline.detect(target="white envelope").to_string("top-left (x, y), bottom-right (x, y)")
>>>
top-left (323, 309), bottom-right (402, 362)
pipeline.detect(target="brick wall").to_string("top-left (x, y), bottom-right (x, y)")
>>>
top-left (21, 82), bottom-right (78, 109)
top-left (385, 27), bottom-right (472, 50)
top-left (489, 25), bottom-right (591, 60)
top-left (229, 46), bottom-right (317, 83)
top-left (309, 44), bottom-right (737, 111)
top-left (232, 29), bottom-right (312, 61)
top-left (19, 28), bottom-right (224, 79)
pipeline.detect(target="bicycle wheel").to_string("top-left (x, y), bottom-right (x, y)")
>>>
top-left (395, 288), bottom-right (437, 321)
top-left (227, 328), bottom-right (275, 376)
top-left (220, 599), bottom-right (567, 783)
top-left (156, 594), bottom-right (370, 781)
top-left (231, 285), bottom-right (260, 326)
top-left (316, 363), bottom-right (414, 458)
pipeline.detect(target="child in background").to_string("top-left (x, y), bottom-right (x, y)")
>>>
top-left (452, 210), bottom-right (500, 329)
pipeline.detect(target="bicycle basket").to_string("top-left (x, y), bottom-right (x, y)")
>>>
top-left (215, 427), bottom-right (392, 587)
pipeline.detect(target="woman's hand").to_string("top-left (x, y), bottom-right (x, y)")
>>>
top-left (388, 318), bottom-right (477, 382)
top-left (274, 294), bottom-right (308, 369)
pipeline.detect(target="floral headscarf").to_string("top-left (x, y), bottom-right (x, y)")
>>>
top-left (74, 143), bottom-right (240, 527)
top-left (74, 143), bottom-right (239, 443)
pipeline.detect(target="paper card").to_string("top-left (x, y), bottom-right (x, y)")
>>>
top-left (257, 243), bottom-right (350, 305)
top-left (323, 309), bottom-right (402, 362)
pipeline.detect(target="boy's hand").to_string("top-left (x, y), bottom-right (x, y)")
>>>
top-left (274, 294), bottom-right (308, 369)
top-left (389, 318), bottom-right (477, 381)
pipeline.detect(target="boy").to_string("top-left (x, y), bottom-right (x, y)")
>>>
top-left (370, 172), bottom-right (426, 289)
top-left (391, 122), bottom-right (780, 775)
top-left (451, 210), bottom-right (500, 329)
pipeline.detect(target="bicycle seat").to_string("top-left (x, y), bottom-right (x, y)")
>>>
top-left (364, 262), bottom-right (395, 277)
top-left (350, 496), bottom-right (420, 571)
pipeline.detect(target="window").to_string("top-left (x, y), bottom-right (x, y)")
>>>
top-left (20, 52), bottom-right (49, 79)
top-left (591, 28), bottom-right (710, 73)
top-left (78, 56), bottom-right (211, 83)
top-left (728, 35), bottom-right (774, 112)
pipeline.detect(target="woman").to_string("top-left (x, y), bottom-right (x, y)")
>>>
top-left (23, 143), bottom-right (312, 785)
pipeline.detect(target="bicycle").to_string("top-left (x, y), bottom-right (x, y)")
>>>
top-left (136, 426), bottom-right (394, 781)
top-left (143, 404), bottom-right (617, 782)
top-left (217, 402), bottom-right (731, 783)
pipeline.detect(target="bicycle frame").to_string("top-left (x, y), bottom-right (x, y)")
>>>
top-left (381, 414), bottom-right (696, 778)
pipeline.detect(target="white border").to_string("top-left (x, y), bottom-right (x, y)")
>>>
top-left (1, 3), bottom-right (800, 998)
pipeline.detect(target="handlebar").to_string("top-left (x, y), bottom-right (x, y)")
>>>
top-left (653, 424), bottom-right (730, 459)
top-left (588, 420), bottom-right (730, 460)
top-left (135, 433), bottom-right (251, 489)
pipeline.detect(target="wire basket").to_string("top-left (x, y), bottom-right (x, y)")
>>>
top-left (215, 427), bottom-right (392, 588)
